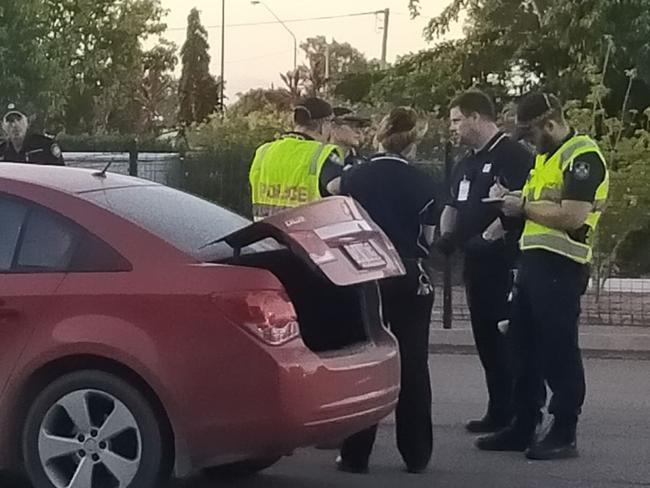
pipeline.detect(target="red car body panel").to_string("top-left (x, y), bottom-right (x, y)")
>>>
top-left (0, 164), bottom-right (401, 476)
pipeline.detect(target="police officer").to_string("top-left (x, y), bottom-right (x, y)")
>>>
top-left (476, 92), bottom-right (608, 460)
top-left (335, 107), bottom-right (437, 474)
top-left (438, 90), bottom-right (533, 434)
top-left (0, 104), bottom-right (64, 165)
top-left (249, 97), bottom-right (343, 221)
top-left (331, 107), bottom-right (371, 167)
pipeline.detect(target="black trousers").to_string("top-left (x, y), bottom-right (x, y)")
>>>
top-left (340, 261), bottom-right (434, 468)
top-left (510, 250), bottom-right (588, 426)
top-left (464, 257), bottom-right (514, 423)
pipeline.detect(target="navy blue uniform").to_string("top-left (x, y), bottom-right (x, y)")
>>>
top-left (0, 133), bottom-right (64, 165)
top-left (448, 132), bottom-right (533, 426)
top-left (338, 153), bottom-right (437, 472)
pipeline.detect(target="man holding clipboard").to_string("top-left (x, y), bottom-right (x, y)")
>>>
top-left (437, 90), bottom-right (533, 434)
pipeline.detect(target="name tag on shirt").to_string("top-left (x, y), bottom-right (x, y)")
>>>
top-left (457, 178), bottom-right (471, 202)
top-left (482, 163), bottom-right (492, 173)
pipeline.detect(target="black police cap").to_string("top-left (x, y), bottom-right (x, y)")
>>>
top-left (3, 103), bottom-right (27, 122)
top-left (294, 97), bottom-right (333, 121)
top-left (515, 92), bottom-right (563, 139)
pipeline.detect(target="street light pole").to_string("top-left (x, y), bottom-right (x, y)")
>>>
top-left (220, 0), bottom-right (226, 111)
top-left (379, 8), bottom-right (390, 69)
top-left (251, 1), bottom-right (297, 72)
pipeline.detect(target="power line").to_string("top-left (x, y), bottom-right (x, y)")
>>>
top-left (166, 10), bottom-right (385, 32)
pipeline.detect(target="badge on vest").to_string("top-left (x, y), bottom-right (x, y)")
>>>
top-left (482, 163), bottom-right (492, 173)
top-left (573, 160), bottom-right (590, 180)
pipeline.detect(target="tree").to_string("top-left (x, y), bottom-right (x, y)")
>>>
top-left (279, 68), bottom-right (309, 100)
top-left (300, 36), bottom-right (375, 94)
top-left (178, 8), bottom-right (221, 126)
top-left (407, 0), bottom-right (650, 115)
top-left (42, 0), bottom-right (169, 133)
top-left (137, 41), bottom-right (179, 135)
top-left (230, 88), bottom-right (293, 116)
top-left (0, 0), bottom-right (66, 123)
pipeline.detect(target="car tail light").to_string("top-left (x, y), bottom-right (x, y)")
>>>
top-left (217, 291), bottom-right (300, 346)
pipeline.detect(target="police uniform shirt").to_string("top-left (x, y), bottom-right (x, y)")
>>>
top-left (284, 131), bottom-right (342, 197)
top-left (550, 131), bottom-right (606, 243)
top-left (340, 153), bottom-right (438, 260)
top-left (560, 137), bottom-right (606, 203)
top-left (0, 133), bottom-right (64, 165)
top-left (343, 148), bottom-right (368, 168)
top-left (449, 132), bottom-right (533, 259)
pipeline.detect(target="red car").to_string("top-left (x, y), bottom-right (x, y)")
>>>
top-left (0, 164), bottom-right (402, 488)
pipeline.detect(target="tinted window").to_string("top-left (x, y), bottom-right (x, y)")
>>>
top-left (0, 198), bottom-right (29, 270)
top-left (0, 194), bottom-right (130, 273)
top-left (68, 233), bottom-right (132, 272)
top-left (84, 185), bottom-right (276, 260)
top-left (16, 207), bottom-right (79, 271)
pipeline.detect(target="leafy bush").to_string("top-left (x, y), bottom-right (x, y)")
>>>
top-left (181, 111), bottom-right (292, 216)
top-left (58, 134), bottom-right (177, 153)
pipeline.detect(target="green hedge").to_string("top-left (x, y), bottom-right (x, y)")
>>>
top-left (58, 134), bottom-right (178, 153)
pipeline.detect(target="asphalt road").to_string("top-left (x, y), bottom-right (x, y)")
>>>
top-left (4, 353), bottom-right (650, 488)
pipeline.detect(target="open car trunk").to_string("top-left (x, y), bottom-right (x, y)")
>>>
top-left (216, 197), bottom-right (405, 353)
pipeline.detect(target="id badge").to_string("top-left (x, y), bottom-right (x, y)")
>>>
top-left (457, 178), bottom-right (471, 202)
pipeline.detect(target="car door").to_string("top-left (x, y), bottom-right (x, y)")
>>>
top-left (0, 194), bottom-right (70, 396)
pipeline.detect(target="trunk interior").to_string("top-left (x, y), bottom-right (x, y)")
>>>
top-left (221, 249), bottom-right (383, 353)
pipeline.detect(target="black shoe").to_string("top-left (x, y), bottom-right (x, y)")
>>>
top-left (335, 456), bottom-right (369, 474)
top-left (475, 423), bottom-right (536, 452)
top-left (525, 420), bottom-right (579, 460)
top-left (405, 462), bottom-right (428, 474)
top-left (466, 415), bottom-right (511, 434)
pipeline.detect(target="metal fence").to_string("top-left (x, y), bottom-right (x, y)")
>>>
top-left (68, 153), bottom-right (650, 328)
top-left (64, 152), bottom-right (183, 188)
top-left (429, 278), bottom-right (650, 329)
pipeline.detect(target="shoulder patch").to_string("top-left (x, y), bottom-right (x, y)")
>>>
top-left (572, 160), bottom-right (590, 180)
top-left (51, 143), bottom-right (62, 158)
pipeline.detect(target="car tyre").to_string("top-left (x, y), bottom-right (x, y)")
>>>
top-left (23, 370), bottom-right (170, 488)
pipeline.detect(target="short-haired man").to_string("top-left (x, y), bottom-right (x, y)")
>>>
top-left (249, 97), bottom-right (344, 221)
top-left (477, 92), bottom-right (608, 460)
top-left (0, 104), bottom-right (64, 165)
top-left (438, 90), bottom-right (533, 434)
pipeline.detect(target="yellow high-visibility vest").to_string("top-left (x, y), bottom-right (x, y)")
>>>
top-left (249, 134), bottom-right (343, 221)
top-left (520, 135), bottom-right (609, 264)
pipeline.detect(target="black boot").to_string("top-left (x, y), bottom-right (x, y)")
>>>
top-left (525, 418), bottom-right (578, 460)
top-left (475, 413), bottom-right (540, 452)
top-left (335, 456), bottom-right (369, 474)
top-left (466, 414), bottom-right (512, 434)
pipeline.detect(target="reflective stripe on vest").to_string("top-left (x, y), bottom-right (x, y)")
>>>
top-left (520, 134), bottom-right (609, 264)
top-left (520, 232), bottom-right (591, 262)
top-left (252, 203), bottom-right (293, 221)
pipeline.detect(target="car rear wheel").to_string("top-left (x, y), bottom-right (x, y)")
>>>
top-left (205, 456), bottom-right (281, 478)
top-left (23, 370), bottom-right (169, 488)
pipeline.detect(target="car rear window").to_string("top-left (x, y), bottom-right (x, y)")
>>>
top-left (83, 185), bottom-right (277, 260)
